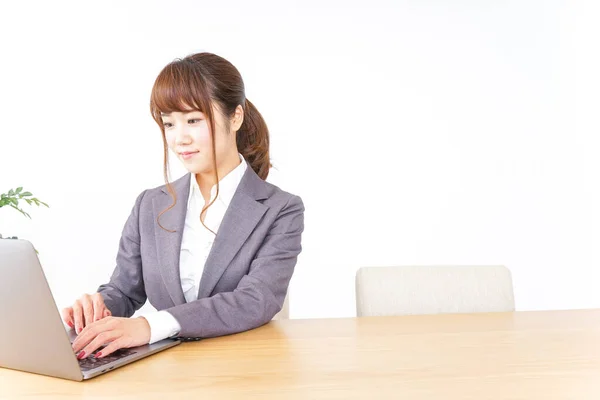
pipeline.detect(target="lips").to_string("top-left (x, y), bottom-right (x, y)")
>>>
top-left (179, 151), bottom-right (199, 160)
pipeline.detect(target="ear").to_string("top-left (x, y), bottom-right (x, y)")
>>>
top-left (231, 105), bottom-right (244, 132)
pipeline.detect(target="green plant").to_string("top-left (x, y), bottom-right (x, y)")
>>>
top-left (0, 187), bottom-right (49, 241)
top-left (0, 187), bottom-right (49, 219)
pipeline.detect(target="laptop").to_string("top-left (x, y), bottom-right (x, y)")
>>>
top-left (0, 239), bottom-right (181, 381)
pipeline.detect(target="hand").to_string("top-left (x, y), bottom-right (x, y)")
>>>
top-left (61, 293), bottom-right (112, 334)
top-left (72, 316), bottom-right (151, 359)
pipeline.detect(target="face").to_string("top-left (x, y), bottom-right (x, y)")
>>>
top-left (161, 103), bottom-right (243, 175)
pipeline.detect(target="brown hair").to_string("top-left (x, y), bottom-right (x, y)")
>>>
top-left (149, 52), bottom-right (271, 232)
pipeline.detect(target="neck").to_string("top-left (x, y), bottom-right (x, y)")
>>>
top-left (195, 152), bottom-right (241, 204)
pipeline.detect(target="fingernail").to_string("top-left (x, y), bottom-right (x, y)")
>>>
top-left (68, 322), bottom-right (73, 328)
top-left (77, 351), bottom-right (85, 359)
top-left (77, 327), bottom-right (82, 333)
top-left (96, 352), bottom-right (102, 358)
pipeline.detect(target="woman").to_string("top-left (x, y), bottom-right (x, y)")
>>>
top-left (64, 52), bottom-right (304, 360)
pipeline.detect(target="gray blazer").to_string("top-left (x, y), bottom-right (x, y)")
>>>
top-left (97, 165), bottom-right (304, 339)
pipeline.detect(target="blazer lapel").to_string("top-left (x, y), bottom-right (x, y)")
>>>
top-left (153, 174), bottom-right (190, 307)
top-left (197, 166), bottom-right (269, 299)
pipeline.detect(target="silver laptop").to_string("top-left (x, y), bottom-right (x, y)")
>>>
top-left (0, 239), bottom-right (180, 381)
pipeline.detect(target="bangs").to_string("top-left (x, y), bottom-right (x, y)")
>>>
top-left (150, 60), bottom-right (213, 121)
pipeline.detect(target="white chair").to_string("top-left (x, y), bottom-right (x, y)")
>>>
top-left (272, 293), bottom-right (290, 320)
top-left (355, 265), bottom-right (515, 317)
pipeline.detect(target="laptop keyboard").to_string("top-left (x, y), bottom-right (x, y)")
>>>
top-left (78, 348), bottom-right (137, 371)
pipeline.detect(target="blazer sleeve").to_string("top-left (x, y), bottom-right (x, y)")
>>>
top-left (166, 194), bottom-right (305, 338)
top-left (97, 190), bottom-right (148, 317)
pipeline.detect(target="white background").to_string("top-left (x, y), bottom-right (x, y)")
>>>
top-left (1, 0), bottom-right (599, 319)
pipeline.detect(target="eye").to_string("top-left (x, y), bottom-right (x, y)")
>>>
top-left (162, 122), bottom-right (173, 128)
top-left (188, 119), bottom-right (202, 124)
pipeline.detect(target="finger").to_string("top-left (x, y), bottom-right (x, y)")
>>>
top-left (92, 295), bottom-right (104, 322)
top-left (72, 319), bottom-right (102, 353)
top-left (61, 307), bottom-right (74, 329)
top-left (72, 301), bottom-right (84, 334)
top-left (79, 331), bottom-right (117, 360)
top-left (72, 325), bottom-right (94, 353)
top-left (95, 337), bottom-right (126, 359)
top-left (82, 297), bottom-right (94, 328)
top-left (73, 317), bottom-right (114, 352)
top-left (104, 309), bottom-right (111, 318)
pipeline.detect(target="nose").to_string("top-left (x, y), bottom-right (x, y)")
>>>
top-left (173, 125), bottom-right (192, 146)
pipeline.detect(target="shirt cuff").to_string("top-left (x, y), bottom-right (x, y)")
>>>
top-left (140, 310), bottom-right (181, 344)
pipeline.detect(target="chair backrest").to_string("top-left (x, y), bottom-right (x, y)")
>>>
top-left (355, 265), bottom-right (515, 317)
top-left (272, 293), bottom-right (290, 320)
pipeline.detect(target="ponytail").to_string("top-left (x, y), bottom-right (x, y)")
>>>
top-left (237, 99), bottom-right (271, 180)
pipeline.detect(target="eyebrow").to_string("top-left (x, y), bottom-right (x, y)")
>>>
top-left (160, 110), bottom-right (203, 117)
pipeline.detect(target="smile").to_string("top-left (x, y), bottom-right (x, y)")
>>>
top-left (180, 151), bottom-right (199, 160)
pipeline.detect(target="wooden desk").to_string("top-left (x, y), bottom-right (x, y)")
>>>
top-left (2, 309), bottom-right (600, 399)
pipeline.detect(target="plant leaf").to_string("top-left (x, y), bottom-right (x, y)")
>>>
top-left (9, 204), bottom-right (31, 219)
top-left (40, 201), bottom-right (49, 208)
top-left (25, 199), bottom-right (32, 205)
top-left (9, 198), bottom-right (18, 206)
top-left (8, 189), bottom-right (14, 196)
top-left (21, 192), bottom-right (32, 197)
top-left (15, 187), bottom-right (22, 194)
